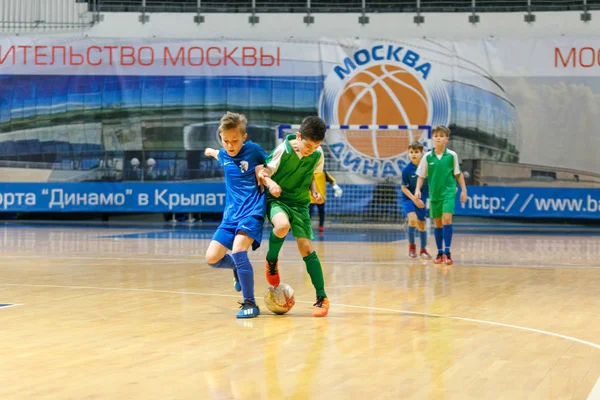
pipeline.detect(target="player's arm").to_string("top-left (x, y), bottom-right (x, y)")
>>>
top-left (414, 156), bottom-right (428, 199)
top-left (400, 185), bottom-right (415, 201)
top-left (310, 177), bottom-right (324, 204)
top-left (256, 144), bottom-right (285, 197)
top-left (400, 170), bottom-right (422, 207)
top-left (204, 148), bottom-right (219, 160)
top-left (311, 151), bottom-right (326, 203)
top-left (324, 170), bottom-right (343, 198)
top-left (255, 165), bottom-right (281, 197)
top-left (453, 153), bottom-right (468, 204)
top-left (264, 144), bottom-right (285, 177)
top-left (456, 172), bottom-right (467, 204)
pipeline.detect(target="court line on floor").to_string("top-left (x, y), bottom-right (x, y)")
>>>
top-left (0, 254), bottom-right (598, 269)
top-left (589, 377), bottom-right (600, 400)
top-left (0, 304), bottom-right (22, 309)
top-left (2, 283), bottom-right (599, 351)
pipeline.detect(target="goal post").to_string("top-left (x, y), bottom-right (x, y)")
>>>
top-left (276, 124), bottom-right (432, 226)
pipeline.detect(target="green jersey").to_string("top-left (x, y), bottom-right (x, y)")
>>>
top-left (265, 134), bottom-right (324, 207)
top-left (416, 148), bottom-right (461, 199)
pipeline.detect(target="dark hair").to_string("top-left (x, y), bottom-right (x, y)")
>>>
top-left (408, 141), bottom-right (424, 152)
top-left (299, 116), bottom-right (327, 142)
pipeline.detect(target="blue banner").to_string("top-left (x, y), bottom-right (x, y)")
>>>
top-left (0, 182), bottom-right (226, 212)
top-left (1, 183), bottom-right (599, 219)
top-left (454, 186), bottom-right (600, 219)
top-left (322, 185), bottom-right (600, 220)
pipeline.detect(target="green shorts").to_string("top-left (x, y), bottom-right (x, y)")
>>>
top-left (429, 195), bottom-right (456, 219)
top-left (267, 200), bottom-right (314, 240)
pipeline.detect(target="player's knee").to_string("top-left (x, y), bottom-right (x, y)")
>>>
top-left (273, 222), bottom-right (290, 237)
top-left (232, 240), bottom-right (251, 253)
top-left (442, 215), bottom-right (452, 225)
top-left (433, 218), bottom-right (443, 228)
top-left (417, 220), bottom-right (426, 231)
top-left (407, 213), bottom-right (418, 226)
top-left (205, 252), bottom-right (220, 266)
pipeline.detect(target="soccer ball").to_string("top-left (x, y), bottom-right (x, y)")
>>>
top-left (264, 283), bottom-right (295, 314)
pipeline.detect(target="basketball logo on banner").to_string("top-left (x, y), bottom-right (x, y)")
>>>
top-left (320, 45), bottom-right (451, 179)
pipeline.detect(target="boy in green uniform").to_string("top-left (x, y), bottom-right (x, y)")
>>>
top-left (258, 116), bottom-right (330, 317)
top-left (415, 125), bottom-right (467, 265)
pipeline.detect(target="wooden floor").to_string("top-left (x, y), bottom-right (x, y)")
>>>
top-left (0, 222), bottom-right (599, 400)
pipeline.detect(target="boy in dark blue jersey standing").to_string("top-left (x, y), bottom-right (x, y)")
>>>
top-left (400, 141), bottom-right (431, 259)
top-left (204, 112), bottom-right (267, 319)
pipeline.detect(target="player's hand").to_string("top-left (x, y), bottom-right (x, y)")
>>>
top-left (460, 190), bottom-right (468, 204)
top-left (255, 166), bottom-right (268, 185)
top-left (332, 184), bottom-right (343, 198)
top-left (415, 189), bottom-right (421, 199)
top-left (204, 148), bottom-right (215, 157)
top-left (313, 191), bottom-right (324, 204)
top-left (257, 168), bottom-right (270, 179)
top-left (414, 199), bottom-right (425, 209)
top-left (269, 184), bottom-right (282, 198)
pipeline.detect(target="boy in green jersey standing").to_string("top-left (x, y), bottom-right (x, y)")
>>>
top-left (415, 125), bottom-right (468, 265)
top-left (258, 116), bottom-right (330, 317)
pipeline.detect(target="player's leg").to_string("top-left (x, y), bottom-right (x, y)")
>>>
top-left (442, 211), bottom-right (454, 265)
top-left (407, 212), bottom-right (419, 258)
top-left (232, 231), bottom-right (260, 319)
top-left (441, 195), bottom-right (456, 265)
top-left (404, 199), bottom-right (418, 258)
top-left (206, 224), bottom-right (241, 291)
top-left (290, 205), bottom-right (329, 317)
top-left (430, 200), bottom-right (445, 263)
top-left (296, 237), bottom-right (329, 317)
top-left (317, 203), bottom-right (325, 232)
top-left (266, 201), bottom-right (291, 286)
top-left (416, 206), bottom-right (431, 259)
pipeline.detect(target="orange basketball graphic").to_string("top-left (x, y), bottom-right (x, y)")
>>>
top-left (336, 64), bottom-right (429, 158)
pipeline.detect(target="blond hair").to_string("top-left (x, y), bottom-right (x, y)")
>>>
top-left (432, 125), bottom-right (451, 137)
top-left (219, 111), bottom-right (247, 134)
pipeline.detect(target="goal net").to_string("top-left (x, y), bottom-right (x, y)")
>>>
top-left (277, 124), bottom-right (432, 226)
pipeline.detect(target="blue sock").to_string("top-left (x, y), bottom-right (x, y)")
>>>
top-left (232, 251), bottom-right (255, 303)
top-left (207, 253), bottom-right (235, 269)
top-left (443, 224), bottom-right (453, 254)
top-left (407, 226), bottom-right (416, 245)
top-left (419, 229), bottom-right (427, 249)
top-left (434, 228), bottom-right (443, 253)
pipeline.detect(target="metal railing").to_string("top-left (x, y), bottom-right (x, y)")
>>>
top-left (92, 0), bottom-right (600, 13)
top-left (0, 0), bottom-right (595, 31)
top-left (0, 0), bottom-right (97, 30)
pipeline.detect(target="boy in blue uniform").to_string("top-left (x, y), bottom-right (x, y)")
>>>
top-left (401, 141), bottom-right (431, 259)
top-left (204, 112), bottom-right (267, 319)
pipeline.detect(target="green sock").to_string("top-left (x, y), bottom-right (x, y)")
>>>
top-left (303, 251), bottom-right (326, 298)
top-left (267, 231), bottom-right (285, 263)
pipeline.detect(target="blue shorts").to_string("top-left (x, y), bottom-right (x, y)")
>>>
top-left (402, 199), bottom-right (428, 221)
top-left (212, 215), bottom-right (265, 251)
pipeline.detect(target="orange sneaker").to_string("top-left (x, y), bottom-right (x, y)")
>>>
top-left (312, 296), bottom-right (330, 317)
top-left (434, 252), bottom-right (444, 264)
top-left (265, 259), bottom-right (280, 287)
top-left (443, 253), bottom-right (453, 266)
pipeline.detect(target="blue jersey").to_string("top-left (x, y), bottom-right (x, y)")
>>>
top-left (218, 141), bottom-right (268, 223)
top-left (401, 162), bottom-right (428, 201)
